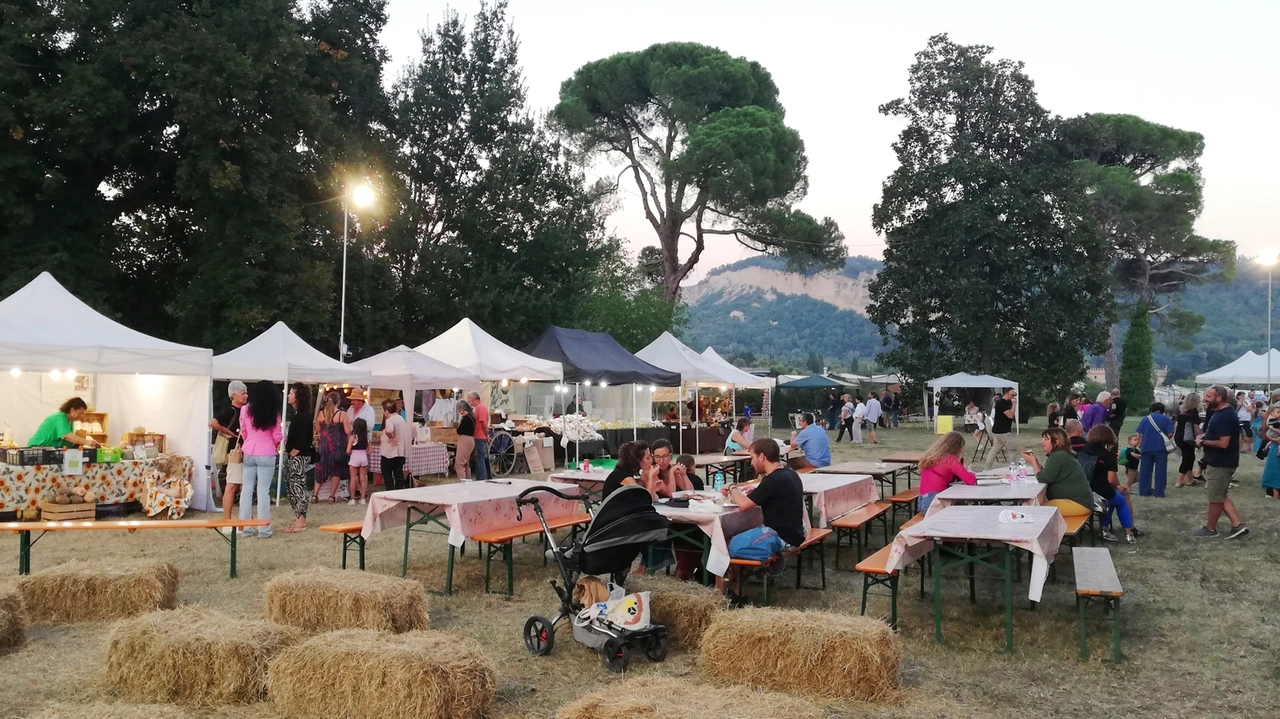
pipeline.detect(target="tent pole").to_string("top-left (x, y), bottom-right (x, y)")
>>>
top-left (632, 384), bottom-right (637, 442)
top-left (924, 386), bottom-right (929, 431)
top-left (574, 382), bottom-right (580, 469)
top-left (275, 370), bottom-right (288, 507)
top-left (679, 383), bottom-right (684, 456)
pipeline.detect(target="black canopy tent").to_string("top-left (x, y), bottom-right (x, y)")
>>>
top-left (773, 374), bottom-right (855, 430)
top-left (525, 327), bottom-right (680, 462)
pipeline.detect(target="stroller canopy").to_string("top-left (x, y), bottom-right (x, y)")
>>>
top-left (578, 485), bottom-right (669, 575)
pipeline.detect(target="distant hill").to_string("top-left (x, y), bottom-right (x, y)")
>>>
top-left (681, 255), bottom-right (1270, 379)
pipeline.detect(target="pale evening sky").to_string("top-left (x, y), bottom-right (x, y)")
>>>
top-left (382, 0), bottom-right (1279, 283)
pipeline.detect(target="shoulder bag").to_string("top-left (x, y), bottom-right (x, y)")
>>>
top-left (1145, 415), bottom-right (1176, 452)
top-left (225, 437), bottom-right (244, 484)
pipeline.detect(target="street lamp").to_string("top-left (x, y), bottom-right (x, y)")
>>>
top-left (338, 182), bottom-right (376, 361)
top-left (1260, 252), bottom-right (1280, 391)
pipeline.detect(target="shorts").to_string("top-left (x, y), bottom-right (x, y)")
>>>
top-left (1204, 465), bottom-right (1235, 503)
top-left (347, 449), bottom-right (369, 468)
top-left (1240, 421), bottom-right (1253, 438)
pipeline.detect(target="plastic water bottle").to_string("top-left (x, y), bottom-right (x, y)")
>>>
top-left (1007, 460), bottom-right (1016, 478)
top-left (714, 471), bottom-right (724, 491)
top-left (1017, 457), bottom-right (1027, 480)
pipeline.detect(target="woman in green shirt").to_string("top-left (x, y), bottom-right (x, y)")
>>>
top-left (1021, 427), bottom-right (1093, 516)
top-left (28, 397), bottom-right (98, 448)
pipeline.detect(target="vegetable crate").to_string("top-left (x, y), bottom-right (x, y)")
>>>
top-left (123, 432), bottom-right (166, 453)
top-left (40, 501), bottom-right (97, 521)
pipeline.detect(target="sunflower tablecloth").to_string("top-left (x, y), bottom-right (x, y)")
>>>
top-left (0, 457), bottom-right (194, 513)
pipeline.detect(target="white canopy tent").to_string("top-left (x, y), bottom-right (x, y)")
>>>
top-left (701, 347), bottom-right (775, 390)
top-left (637, 333), bottom-right (739, 385)
top-left (351, 345), bottom-right (481, 415)
top-left (1195, 350), bottom-right (1280, 386)
top-left (213, 322), bottom-right (373, 504)
top-left (414, 318), bottom-right (562, 382)
top-left (926, 372), bottom-right (1020, 433)
top-left (0, 272), bottom-right (215, 509)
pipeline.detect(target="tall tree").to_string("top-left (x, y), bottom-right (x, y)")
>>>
top-left (868, 34), bottom-right (1113, 399)
top-left (1119, 301), bottom-right (1155, 410)
top-left (553, 42), bottom-right (845, 300)
top-left (1061, 113), bottom-right (1236, 404)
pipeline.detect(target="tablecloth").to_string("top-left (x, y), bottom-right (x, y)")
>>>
top-left (0, 457), bottom-right (194, 513)
top-left (360, 478), bottom-right (581, 546)
top-left (369, 442), bottom-right (451, 477)
top-left (886, 505), bottom-right (1066, 602)
top-left (800, 473), bottom-right (877, 527)
top-left (655, 503), bottom-right (762, 577)
top-left (547, 470), bottom-right (608, 496)
top-left (926, 482), bottom-right (1047, 516)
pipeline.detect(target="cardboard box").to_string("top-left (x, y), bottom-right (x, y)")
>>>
top-left (516, 435), bottom-right (554, 471)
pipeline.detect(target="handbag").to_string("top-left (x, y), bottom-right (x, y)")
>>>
top-left (225, 439), bottom-right (244, 484)
top-left (212, 432), bottom-right (231, 465)
top-left (1145, 415), bottom-right (1176, 452)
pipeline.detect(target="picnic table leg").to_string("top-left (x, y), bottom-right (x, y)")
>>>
top-left (401, 514), bottom-right (412, 578)
top-left (1111, 598), bottom-right (1122, 663)
top-left (506, 542), bottom-right (515, 597)
top-left (18, 530), bottom-right (30, 575)
top-left (444, 543), bottom-right (456, 596)
top-left (358, 536), bottom-right (365, 571)
top-left (932, 544), bottom-right (943, 643)
top-left (967, 544), bottom-right (976, 603)
top-left (1002, 544), bottom-right (1013, 654)
top-left (341, 536), bottom-right (349, 569)
top-left (229, 529), bottom-right (238, 579)
top-left (1077, 596), bottom-right (1089, 659)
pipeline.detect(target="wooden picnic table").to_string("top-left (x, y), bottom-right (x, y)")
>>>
top-left (928, 482), bottom-right (1047, 516)
top-left (546, 470), bottom-right (609, 501)
top-left (885, 504), bottom-right (1066, 653)
top-left (799, 474), bottom-right (877, 527)
top-left (880, 451), bottom-right (925, 464)
top-left (812, 461), bottom-right (912, 497)
top-left (692, 454), bottom-right (750, 485)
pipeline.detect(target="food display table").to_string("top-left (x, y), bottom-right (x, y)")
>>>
top-left (598, 427), bottom-right (669, 457)
top-left (0, 457), bottom-right (194, 514)
top-left (927, 482), bottom-right (1047, 516)
top-left (369, 442), bottom-right (451, 478)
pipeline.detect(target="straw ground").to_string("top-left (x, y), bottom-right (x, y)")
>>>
top-left (17, 559), bottom-right (178, 623)
top-left (267, 629), bottom-right (495, 719)
top-left (264, 566), bottom-right (429, 632)
top-left (0, 587), bottom-right (25, 650)
top-left (555, 675), bottom-right (824, 719)
top-left (2, 420), bottom-right (1279, 718)
top-left (28, 702), bottom-right (189, 719)
top-left (104, 606), bottom-right (302, 705)
top-left (625, 573), bottom-right (727, 650)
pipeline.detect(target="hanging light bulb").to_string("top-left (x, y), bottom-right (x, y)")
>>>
top-left (584, 381), bottom-right (592, 387)
top-left (520, 378), bottom-right (529, 384)
top-left (66, 370), bottom-right (77, 380)
top-left (49, 370), bottom-right (62, 380)
top-left (9, 368), bottom-right (20, 378)
top-left (600, 381), bottom-right (608, 388)
top-left (500, 379), bottom-right (509, 388)
top-left (649, 386), bottom-right (656, 393)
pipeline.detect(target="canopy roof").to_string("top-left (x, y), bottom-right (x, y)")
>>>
top-left (700, 347), bottom-right (774, 389)
top-left (415, 318), bottom-right (562, 382)
top-left (926, 372), bottom-right (1019, 390)
top-left (351, 345), bottom-right (479, 390)
top-left (776, 374), bottom-right (852, 389)
top-left (635, 333), bottom-right (736, 385)
top-left (525, 327), bottom-right (680, 386)
top-left (213, 321), bottom-right (371, 384)
top-left (1195, 350), bottom-right (1280, 385)
top-left (0, 272), bottom-right (212, 376)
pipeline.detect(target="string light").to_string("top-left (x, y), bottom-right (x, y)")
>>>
top-left (8, 368), bottom-right (19, 378)
top-left (49, 370), bottom-right (61, 380)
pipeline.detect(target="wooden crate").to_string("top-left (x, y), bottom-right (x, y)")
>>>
top-left (123, 432), bottom-right (166, 453)
top-left (80, 411), bottom-right (109, 447)
top-left (428, 427), bottom-right (458, 445)
top-left (40, 501), bottom-right (97, 521)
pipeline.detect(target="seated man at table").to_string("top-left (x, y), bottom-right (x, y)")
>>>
top-left (1064, 419), bottom-right (1086, 453)
top-left (788, 413), bottom-right (832, 469)
top-left (723, 439), bottom-right (807, 602)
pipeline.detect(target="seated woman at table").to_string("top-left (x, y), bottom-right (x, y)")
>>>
top-left (28, 397), bottom-right (98, 448)
top-left (724, 418), bottom-right (752, 454)
top-left (1077, 425), bottom-right (1136, 544)
top-left (1020, 427), bottom-right (1093, 517)
top-left (602, 441), bottom-right (667, 501)
top-left (455, 401), bottom-right (476, 480)
top-left (917, 431), bottom-right (976, 515)
top-left (652, 440), bottom-right (700, 492)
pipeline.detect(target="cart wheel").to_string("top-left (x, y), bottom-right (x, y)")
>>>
top-left (523, 616), bottom-right (555, 656)
top-left (644, 632), bottom-right (669, 662)
top-left (489, 430), bottom-right (518, 476)
top-left (601, 637), bottom-right (631, 673)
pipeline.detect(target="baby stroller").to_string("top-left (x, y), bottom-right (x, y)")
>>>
top-left (516, 484), bottom-right (671, 672)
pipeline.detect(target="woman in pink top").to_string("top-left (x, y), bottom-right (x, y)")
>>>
top-left (917, 431), bottom-right (976, 515)
top-left (238, 380), bottom-right (283, 538)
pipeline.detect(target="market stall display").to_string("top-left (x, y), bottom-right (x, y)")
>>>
top-left (0, 455), bottom-right (195, 516)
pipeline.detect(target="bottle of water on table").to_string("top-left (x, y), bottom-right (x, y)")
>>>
top-left (713, 471), bottom-right (724, 491)
top-left (1017, 457), bottom-right (1027, 480)
top-left (1007, 460), bottom-right (1015, 479)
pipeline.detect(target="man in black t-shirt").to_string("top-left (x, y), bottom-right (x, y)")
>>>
top-left (984, 388), bottom-right (1018, 469)
top-left (208, 380), bottom-right (248, 522)
top-left (1107, 388), bottom-right (1127, 435)
top-left (724, 438), bottom-right (806, 598)
top-left (1192, 385), bottom-right (1247, 539)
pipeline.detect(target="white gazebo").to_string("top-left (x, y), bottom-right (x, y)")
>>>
top-left (213, 321), bottom-right (373, 503)
top-left (701, 347), bottom-right (774, 390)
top-left (1195, 350), bottom-right (1280, 386)
top-left (926, 372), bottom-right (1020, 433)
top-left (637, 333), bottom-right (738, 386)
top-left (0, 272), bottom-right (216, 508)
top-left (351, 345), bottom-right (481, 412)
top-left (415, 318), bottom-right (562, 382)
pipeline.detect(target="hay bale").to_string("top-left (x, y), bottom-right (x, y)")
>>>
top-left (268, 629), bottom-right (495, 719)
top-left (17, 560), bottom-right (178, 624)
top-left (0, 588), bottom-right (25, 650)
top-left (104, 605), bottom-right (302, 705)
top-left (264, 566), bottom-right (429, 633)
top-left (700, 608), bottom-right (902, 701)
top-left (625, 574), bottom-right (727, 650)
top-left (29, 703), bottom-right (188, 719)
top-left (555, 676), bottom-right (822, 719)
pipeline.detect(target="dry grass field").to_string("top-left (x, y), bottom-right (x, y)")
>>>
top-left (2, 419), bottom-right (1277, 718)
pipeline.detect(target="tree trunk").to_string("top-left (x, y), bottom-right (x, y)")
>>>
top-left (1103, 323), bottom-right (1121, 390)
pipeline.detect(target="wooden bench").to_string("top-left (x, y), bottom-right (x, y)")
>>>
top-left (471, 513), bottom-right (592, 596)
top-left (6, 518), bottom-right (272, 579)
top-left (886, 488), bottom-right (920, 528)
top-left (728, 527), bottom-right (832, 606)
top-left (900, 512), bottom-right (925, 530)
top-left (855, 545), bottom-right (900, 629)
top-left (320, 521), bottom-right (366, 570)
top-left (1063, 513), bottom-right (1091, 545)
top-left (831, 502), bottom-right (891, 568)
top-left (1073, 547), bottom-right (1123, 662)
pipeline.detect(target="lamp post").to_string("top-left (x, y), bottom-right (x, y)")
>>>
top-left (338, 183), bottom-right (376, 361)
top-left (1262, 252), bottom-right (1279, 392)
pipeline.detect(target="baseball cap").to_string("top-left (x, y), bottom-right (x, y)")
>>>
top-left (228, 380), bottom-right (247, 397)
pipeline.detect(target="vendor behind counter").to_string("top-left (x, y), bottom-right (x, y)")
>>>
top-left (28, 397), bottom-right (99, 448)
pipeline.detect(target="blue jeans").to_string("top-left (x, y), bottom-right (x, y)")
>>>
top-left (1138, 450), bottom-right (1168, 497)
top-left (473, 438), bottom-right (490, 481)
top-left (240, 454), bottom-right (275, 537)
top-left (826, 410), bottom-right (838, 431)
top-left (1099, 491), bottom-right (1133, 530)
top-left (918, 490), bottom-right (940, 515)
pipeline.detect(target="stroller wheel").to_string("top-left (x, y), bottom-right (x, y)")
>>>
top-left (600, 637), bottom-right (631, 673)
top-left (644, 632), bottom-right (669, 662)
top-left (523, 616), bottom-right (555, 656)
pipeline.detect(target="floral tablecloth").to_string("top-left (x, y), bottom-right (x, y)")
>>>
top-left (369, 442), bottom-right (451, 477)
top-left (360, 478), bottom-right (581, 545)
top-left (0, 457), bottom-right (194, 513)
top-left (799, 473), bottom-right (877, 527)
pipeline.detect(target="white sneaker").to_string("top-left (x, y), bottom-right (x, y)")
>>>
top-left (347, 499), bottom-right (356, 506)
top-left (358, 498), bottom-right (366, 505)
top-left (219, 527), bottom-right (234, 536)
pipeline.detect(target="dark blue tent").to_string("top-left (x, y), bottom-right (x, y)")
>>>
top-left (524, 327), bottom-right (681, 386)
